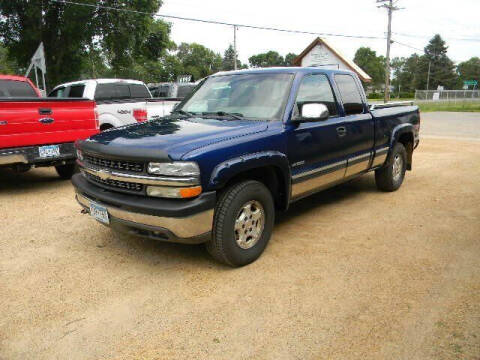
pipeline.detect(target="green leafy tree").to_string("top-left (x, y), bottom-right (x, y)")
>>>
top-left (0, 0), bottom-right (171, 88)
top-left (0, 43), bottom-right (18, 74)
top-left (391, 54), bottom-right (420, 93)
top-left (249, 51), bottom-right (285, 68)
top-left (353, 47), bottom-right (385, 90)
top-left (456, 57), bottom-right (480, 87)
top-left (176, 42), bottom-right (222, 81)
top-left (284, 53), bottom-right (297, 66)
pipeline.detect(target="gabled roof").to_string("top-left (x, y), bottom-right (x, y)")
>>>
top-left (292, 37), bottom-right (372, 82)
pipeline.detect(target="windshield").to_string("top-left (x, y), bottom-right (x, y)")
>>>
top-left (179, 73), bottom-right (293, 120)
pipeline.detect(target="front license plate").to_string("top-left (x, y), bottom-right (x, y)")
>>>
top-left (89, 201), bottom-right (110, 224)
top-left (38, 145), bottom-right (60, 158)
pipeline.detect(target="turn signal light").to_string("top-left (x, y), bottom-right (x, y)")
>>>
top-left (179, 186), bottom-right (202, 198)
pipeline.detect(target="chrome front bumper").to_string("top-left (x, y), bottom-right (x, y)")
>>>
top-left (76, 193), bottom-right (214, 244)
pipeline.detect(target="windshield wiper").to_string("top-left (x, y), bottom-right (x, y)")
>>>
top-left (202, 111), bottom-right (244, 120)
top-left (172, 109), bottom-right (195, 117)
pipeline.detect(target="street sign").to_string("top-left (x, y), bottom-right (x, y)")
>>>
top-left (177, 75), bottom-right (192, 83)
top-left (464, 80), bottom-right (478, 86)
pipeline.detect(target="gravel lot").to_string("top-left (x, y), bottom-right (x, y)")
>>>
top-left (1, 113), bottom-right (479, 359)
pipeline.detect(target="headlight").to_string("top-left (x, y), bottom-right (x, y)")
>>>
top-left (147, 162), bottom-right (200, 177)
top-left (76, 149), bottom-right (84, 161)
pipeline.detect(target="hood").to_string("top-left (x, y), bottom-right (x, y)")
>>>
top-left (87, 116), bottom-right (268, 159)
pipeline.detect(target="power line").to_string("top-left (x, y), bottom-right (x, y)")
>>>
top-left (49, 0), bottom-right (386, 40)
top-left (392, 40), bottom-right (424, 53)
top-left (393, 31), bottom-right (480, 42)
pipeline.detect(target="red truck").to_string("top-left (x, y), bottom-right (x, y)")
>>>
top-left (0, 75), bottom-right (99, 179)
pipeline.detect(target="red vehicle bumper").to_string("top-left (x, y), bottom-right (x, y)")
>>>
top-left (0, 142), bottom-right (76, 167)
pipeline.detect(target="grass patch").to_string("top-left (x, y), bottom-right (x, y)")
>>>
top-left (417, 102), bottom-right (480, 112)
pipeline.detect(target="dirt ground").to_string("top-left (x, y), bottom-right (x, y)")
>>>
top-left (1, 116), bottom-right (479, 359)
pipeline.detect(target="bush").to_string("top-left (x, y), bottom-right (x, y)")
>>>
top-left (367, 92), bottom-right (383, 99)
top-left (396, 92), bottom-right (415, 99)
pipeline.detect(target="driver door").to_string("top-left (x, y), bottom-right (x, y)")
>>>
top-left (287, 73), bottom-right (347, 200)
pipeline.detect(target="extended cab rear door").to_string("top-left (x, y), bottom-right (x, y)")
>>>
top-left (333, 74), bottom-right (374, 177)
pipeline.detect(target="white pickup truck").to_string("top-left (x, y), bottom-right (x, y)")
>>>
top-left (49, 79), bottom-right (181, 130)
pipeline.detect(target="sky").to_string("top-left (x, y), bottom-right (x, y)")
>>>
top-left (159, 0), bottom-right (479, 65)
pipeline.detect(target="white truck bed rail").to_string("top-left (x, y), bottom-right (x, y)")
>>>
top-left (369, 101), bottom-right (414, 110)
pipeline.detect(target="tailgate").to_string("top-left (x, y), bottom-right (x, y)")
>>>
top-left (0, 99), bottom-right (98, 149)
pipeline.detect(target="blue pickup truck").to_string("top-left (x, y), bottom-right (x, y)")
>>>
top-left (72, 67), bottom-right (420, 266)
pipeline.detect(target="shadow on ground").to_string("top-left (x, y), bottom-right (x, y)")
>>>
top-left (0, 168), bottom-right (67, 193)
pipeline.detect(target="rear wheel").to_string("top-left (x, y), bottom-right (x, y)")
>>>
top-left (207, 180), bottom-right (275, 267)
top-left (55, 163), bottom-right (77, 180)
top-left (375, 143), bottom-right (407, 192)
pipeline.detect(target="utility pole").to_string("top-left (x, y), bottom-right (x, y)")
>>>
top-left (426, 60), bottom-right (431, 90)
top-left (377, 0), bottom-right (402, 103)
top-left (426, 49), bottom-right (436, 91)
top-left (233, 25), bottom-right (237, 70)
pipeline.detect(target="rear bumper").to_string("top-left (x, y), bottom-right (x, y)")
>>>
top-left (0, 143), bottom-right (76, 166)
top-left (72, 174), bottom-right (215, 244)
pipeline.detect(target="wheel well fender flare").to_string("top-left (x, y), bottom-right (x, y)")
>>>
top-left (390, 123), bottom-right (415, 169)
top-left (97, 113), bottom-right (123, 128)
top-left (209, 151), bottom-right (291, 209)
top-left (390, 123), bottom-right (414, 148)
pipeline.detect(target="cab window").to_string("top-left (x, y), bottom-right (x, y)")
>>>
top-left (48, 87), bottom-right (66, 98)
top-left (68, 85), bottom-right (85, 97)
top-left (129, 84), bottom-right (150, 99)
top-left (95, 83), bottom-right (131, 101)
top-left (295, 74), bottom-right (337, 116)
top-left (0, 80), bottom-right (38, 98)
top-left (334, 74), bottom-right (364, 115)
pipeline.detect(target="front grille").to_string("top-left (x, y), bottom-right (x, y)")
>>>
top-left (84, 172), bottom-right (144, 192)
top-left (84, 154), bottom-right (144, 173)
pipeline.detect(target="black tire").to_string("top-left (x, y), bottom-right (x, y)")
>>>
top-left (375, 142), bottom-right (407, 192)
top-left (55, 163), bottom-right (77, 180)
top-left (207, 180), bottom-right (275, 267)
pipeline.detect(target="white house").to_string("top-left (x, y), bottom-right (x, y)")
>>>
top-left (292, 37), bottom-right (372, 83)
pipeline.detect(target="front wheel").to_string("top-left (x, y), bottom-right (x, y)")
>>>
top-left (55, 163), bottom-right (77, 180)
top-left (206, 180), bottom-right (275, 267)
top-left (375, 143), bottom-right (407, 192)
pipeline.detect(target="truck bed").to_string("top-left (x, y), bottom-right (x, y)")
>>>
top-left (0, 98), bottom-right (98, 149)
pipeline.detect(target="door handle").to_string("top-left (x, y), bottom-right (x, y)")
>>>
top-left (39, 108), bottom-right (52, 115)
top-left (336, 126), bottom-right (347, 137)
top-left (39, 117), bottom-right (55, 124)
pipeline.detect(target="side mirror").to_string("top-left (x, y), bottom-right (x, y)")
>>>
top-left (297, 103), bottom-right (330, 122)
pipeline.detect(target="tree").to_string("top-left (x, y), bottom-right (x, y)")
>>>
top-left (222, 45), bottom-right (243, 71)
top-left (391, 54), bottom-right (420, 93)
top-left (284, 53), bottom-right (297, 66)
top-left (353, 47), bottom-right (385, 90)
top-left (249, 51), bottom-right (285, 68)
top-left (418, 34), bottom-right (457, 90)
top-left (456, 57), bottom-right (480, 87)
top-left (0, 0), bottom-right (171, 88)
top-left (0, 43), bottom-right (17, 74)
top-left (176, 43), bottom-right (222, 81)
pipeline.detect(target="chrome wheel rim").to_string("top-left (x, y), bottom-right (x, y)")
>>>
top-left (392, 154), bottom-right (403, 182)
top-left (234, 200), bottom-right (265, 249)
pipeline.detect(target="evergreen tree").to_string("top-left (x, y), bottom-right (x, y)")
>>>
top-left (222, 45), bottom-right (243, 71)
